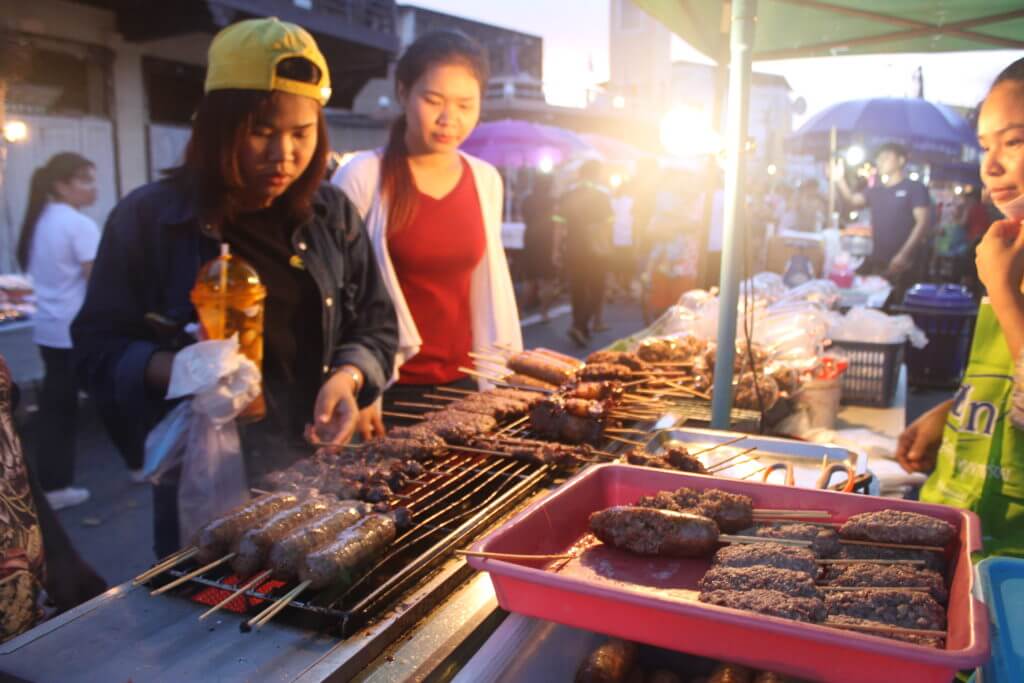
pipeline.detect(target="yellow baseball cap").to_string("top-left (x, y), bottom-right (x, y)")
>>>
top-left (205, 17), bottom-right (332, 106)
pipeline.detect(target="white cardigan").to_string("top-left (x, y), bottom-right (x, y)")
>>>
top-left (332, 150), bottom-right (523, 385)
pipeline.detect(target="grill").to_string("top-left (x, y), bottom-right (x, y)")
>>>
top-left (146, 426), bottom-right (553, 636)
top-left (141, 385), bottom-right (763, 642)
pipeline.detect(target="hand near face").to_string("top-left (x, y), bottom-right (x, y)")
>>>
top-left (976, 219), bottom-right (1024, 296)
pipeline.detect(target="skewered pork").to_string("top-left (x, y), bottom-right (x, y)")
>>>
top-left (824, 588), bottom-right (946, 631)
top-left (839, 510), bottom-right (956, 547)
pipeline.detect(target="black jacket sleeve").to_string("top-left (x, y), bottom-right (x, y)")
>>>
top-left (71, 188), bottom-right (166, 430)
top-left (327, 190), bottom-right (398, 407)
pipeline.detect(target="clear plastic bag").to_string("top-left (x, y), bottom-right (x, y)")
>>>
top-left (141, 337), bottom-right (261, 545)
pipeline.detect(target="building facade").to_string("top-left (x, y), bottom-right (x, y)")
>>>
top-left (0, 0), bottom-right (397, 271)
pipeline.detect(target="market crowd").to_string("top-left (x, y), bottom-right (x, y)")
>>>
top-left (2, 14), bottom-right (1023, 647)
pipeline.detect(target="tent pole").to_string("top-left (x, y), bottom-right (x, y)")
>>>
top-left (711, 0), bottom-right (758, 429)
top-left (828, 126), bottom-right (837, 220)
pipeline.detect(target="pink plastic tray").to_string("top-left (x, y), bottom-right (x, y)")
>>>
top-left (467, 464), bottom-right (989, 683)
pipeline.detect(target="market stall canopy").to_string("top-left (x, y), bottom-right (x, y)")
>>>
top-left (786, 97), bottom-right (981, 166)
top-left (631, 1), bottom-right (1024, 61)
top-left (461, 119), bottom-right (595, 168)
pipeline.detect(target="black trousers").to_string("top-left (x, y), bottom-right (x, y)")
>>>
top-left (567, 260), bottom-right (607, 334)
top-left (34, 346), bottom-right (78, 491)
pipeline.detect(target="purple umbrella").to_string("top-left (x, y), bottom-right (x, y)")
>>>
top-left (461, 119), bottom-right (595, 168)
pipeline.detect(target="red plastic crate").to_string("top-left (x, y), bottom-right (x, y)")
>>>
top-left (467, 464), bottom-right (989, 683)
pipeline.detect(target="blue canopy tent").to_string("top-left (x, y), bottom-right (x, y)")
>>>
top-left (632, 0), bottom-right (1024, 428)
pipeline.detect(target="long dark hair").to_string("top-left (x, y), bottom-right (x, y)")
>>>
top-left (17, 152), bottom-right (94, 270)
top-left (176, 59), bottom-right (329, 230)
top-left (382, 30), bottom-right (489, 235)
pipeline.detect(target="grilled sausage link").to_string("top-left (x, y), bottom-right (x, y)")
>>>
top-left (507, 353), bottom-right (576, 385)
top-left (589, 506), bottom-right (720, 557)
top-left (299, 513), bottom-right (398, 589)
top-left (232, 497), bottom-right (334, 576)
top-left (267, 501), bottom-right (371, 580)
top-left (575, 639), bottom-right (638, 683)
top-left (195, 492), bottom-right (299, 563)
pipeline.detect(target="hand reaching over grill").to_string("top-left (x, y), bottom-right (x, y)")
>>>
top-left (312, 366), bottom-right (362, 446)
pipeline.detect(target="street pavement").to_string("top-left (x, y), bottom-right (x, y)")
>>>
top-left (15, 295), bottom-right (647, 588)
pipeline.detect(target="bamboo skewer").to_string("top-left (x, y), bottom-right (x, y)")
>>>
top-left (719, 534), bottom-right (812, 548)
top-left (383, 410), bottom-right (427, 421)
top-left (604, 427), bottom-right (650, 436)
top-left (818, 559), bottom-right (927, 566)
top-left (246, 580), bottom-right (311, 630)
top-left (458, 366), bottom-right (508, 382)
top-left (468, 351), bottom-right (509, 365)
top-left (819, 586), bottom-right (932, 593)
top-left (706, 447), bottom-right (759, 472)
top-left (394, 401), bottom-right (443, 410)
top-left (133, 546), bottom-right (199, 586)
top-left (150, 553), bottom-right (237, 596)
top-left (825, 619), bottom-right (946, 639)
top-left (199, 569), bottom-right (273, 621)
top-left (689, 436), bottom-right (749, 457)
top-left (607, 434), bottom-right (645, 446)
top-left (456, 549), bottom-right (574, 561)
top-left (436, 386), bottom-right (476, 395)
top-left (838, 539), bottom-right (945, 552)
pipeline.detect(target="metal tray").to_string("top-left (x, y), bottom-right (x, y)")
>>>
top-left (466, 464), bottom-right (989, 683)
top-left (648, 427), bottom-right (867, 489)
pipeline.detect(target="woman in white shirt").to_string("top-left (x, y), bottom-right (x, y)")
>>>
top-left (16, 153), bottom-right (99, 510)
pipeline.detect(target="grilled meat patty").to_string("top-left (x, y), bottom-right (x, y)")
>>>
top-left (699, 589), bottom-right (826, 623)
top-left (839, 509), bottom-right (956, 547)
top-left (589, 506), bottom-right (719, 557)
top-left (712, 542), bottom-right (819, 578)
top-left (824, 588), bottom-right (946, 630)
top-left (698, 565), bottom-right (821, 598)
top-left (822, 562), bottom-right (948, 604)
top-left (744, 522), bottom-right (841, 558)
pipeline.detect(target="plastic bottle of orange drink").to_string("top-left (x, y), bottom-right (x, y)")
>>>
top-left (190, 243), bottom-right (267, 421)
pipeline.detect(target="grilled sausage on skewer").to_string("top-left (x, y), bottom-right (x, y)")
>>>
top-left (589, 506), bottom-right (720, 557)
top-left (507, 353), bottom-right (576, 385)
top-left (575, 639), bottom-right (638, 683)
top-left (299, 513), bottom-right (398, 589)
top-left (195, 492), bottom-right (299, 563)
top-left (232, 496), bottom-right (335, 576)
top-left (267, 501), bottom-right (371, 580)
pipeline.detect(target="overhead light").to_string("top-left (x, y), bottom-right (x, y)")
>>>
top-left (612, 95), bottom-right (626, 109)
top-left (610, 173), bottom-right (623, 188)
top-left (538, 155), bottom-right (554, 173)
top-left (2, 120), bottom-right (28, 144)
top-left (844, 145), bottom-right (865, 166)
top-left (909, 172), bottom-right (920, 181)
top-left (954, 185), bottom-right (964, 195)
top-left (766, 164), bottom-right (777, 176)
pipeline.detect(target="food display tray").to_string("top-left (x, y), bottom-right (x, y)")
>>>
top-left (647, 427), bottom-right (867, 489)
top-left (466, 464), bottom-right (989, 683)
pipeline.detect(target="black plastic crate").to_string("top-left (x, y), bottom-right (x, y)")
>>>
top-left (831, 340), bottom-right (905, 407)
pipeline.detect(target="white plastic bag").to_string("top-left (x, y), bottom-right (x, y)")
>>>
top-left (141, 337), bottom-right (261, 545)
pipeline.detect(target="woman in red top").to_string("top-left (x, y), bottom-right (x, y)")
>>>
top-left (334, 31), bottom-right (522, 427)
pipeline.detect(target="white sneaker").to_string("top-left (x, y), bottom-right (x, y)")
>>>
top-left (45, 486), bottom-right (91, 510)
top-left (128, 468), bottom-right (150, 484)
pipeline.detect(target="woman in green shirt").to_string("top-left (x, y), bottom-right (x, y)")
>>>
top-left (896, 57), bottom-right (1024, 557)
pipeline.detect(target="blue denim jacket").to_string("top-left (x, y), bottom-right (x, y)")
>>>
top-left (71, 177), bottom-right (398, 433)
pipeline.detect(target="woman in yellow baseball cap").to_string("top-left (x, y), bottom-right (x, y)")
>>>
top-left (72, 17), bottom-right (398, 557)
